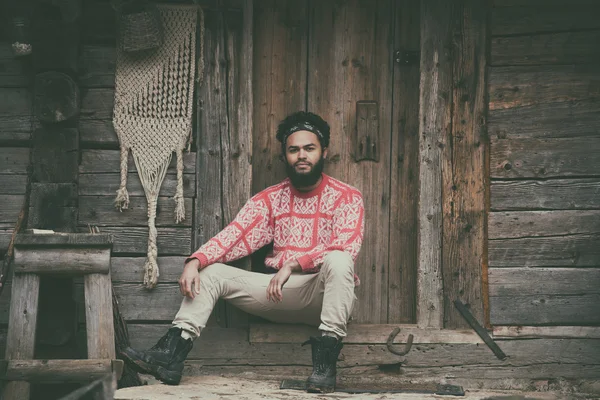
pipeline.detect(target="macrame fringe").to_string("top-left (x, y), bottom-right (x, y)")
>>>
top-left (174, 148), bottom-right (186, 223)
top-left (144, 195), bottom-right (160, 288)
top-left (115, 146), bottom-right (130, 211)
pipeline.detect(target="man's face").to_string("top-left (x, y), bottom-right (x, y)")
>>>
top-left (284, 130), bottom-right (328, 188)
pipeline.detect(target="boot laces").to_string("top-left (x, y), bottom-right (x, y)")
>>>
top-left (150, 328), bottom-right (180, 351)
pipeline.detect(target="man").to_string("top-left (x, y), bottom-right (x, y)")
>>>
top-left (122, 111), bottom-right (365, 393)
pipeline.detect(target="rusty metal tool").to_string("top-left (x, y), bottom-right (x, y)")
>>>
top-left (454, 299), bottom-right (507, 360)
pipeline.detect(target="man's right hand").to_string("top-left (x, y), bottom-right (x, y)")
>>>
top-left (179, 259), bottom-right (201, 299)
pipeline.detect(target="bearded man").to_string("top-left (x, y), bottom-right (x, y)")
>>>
top-left (122, 111), bottom-right (365, 393)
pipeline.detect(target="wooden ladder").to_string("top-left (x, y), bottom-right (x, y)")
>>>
top-left (1, 233), bottom-right (123, 400)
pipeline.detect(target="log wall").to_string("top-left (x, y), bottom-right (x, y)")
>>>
top-left (1, 0), bottom-right (599, 393)
top-left (488, 0), bottom-right (600, 325)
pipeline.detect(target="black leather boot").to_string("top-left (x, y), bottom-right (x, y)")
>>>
top-left (302, 335), bottom-right (343, 393)
top-left (121, 327), bottom-right (193, 385)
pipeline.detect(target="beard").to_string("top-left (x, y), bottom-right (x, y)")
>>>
top-left (285, 156), bottom-right (325, 188)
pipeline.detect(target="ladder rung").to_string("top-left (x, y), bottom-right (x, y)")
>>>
top-left (0, 359), bottom-right (123, 383)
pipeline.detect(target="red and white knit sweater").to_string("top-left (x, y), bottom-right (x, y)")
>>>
top-left (188, 174), bottom-right (364, 284)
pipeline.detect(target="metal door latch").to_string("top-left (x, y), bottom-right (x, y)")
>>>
top-left (394, 49), bottom-right (419, 66)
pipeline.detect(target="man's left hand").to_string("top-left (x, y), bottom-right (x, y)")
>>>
top-left (267, 259), bottom-right (300, 302)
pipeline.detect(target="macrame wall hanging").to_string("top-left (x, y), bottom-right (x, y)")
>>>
top-left (113, 4), bottom-right (204, 288)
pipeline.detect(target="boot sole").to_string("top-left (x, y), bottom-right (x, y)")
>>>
top-left (306, 381), bottom-right (335, 393)
top-left (121, 349), bottom-right (182, 385)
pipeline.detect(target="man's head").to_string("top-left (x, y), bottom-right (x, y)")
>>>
top-left (276, 112), bottom-right (331, 188)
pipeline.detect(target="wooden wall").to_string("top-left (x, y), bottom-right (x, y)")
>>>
top-left (488, 0), bottom-right (600, 325)
top-left (0, 5), bottom-right (34, 342)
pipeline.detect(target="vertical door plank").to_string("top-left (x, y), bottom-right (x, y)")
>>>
top-left (308, 0), bottom-right (394, 324)
top-left (252, 0), bottom-right (308, 194)
top-left (196, 8), bottom-right (229, 327)
top-left (222, 1), bottom-right (254, 327)
top-left (3, 273), bottom-right (40, 400)
top-left (388, 0), bottom-right (421, 323)
top-left (84, 273), bottom-right (116, 359)
top-left (417, 0), bottom-right (453, 329)
top-left (442, 0), bottom-right (488, 328)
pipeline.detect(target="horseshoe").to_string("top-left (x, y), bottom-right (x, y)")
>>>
top-left (386, 327), bottom-right (414, 356)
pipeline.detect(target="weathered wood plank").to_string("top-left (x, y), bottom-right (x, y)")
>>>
top-left (111, 283), bottom-right (182, 321)
top-left (489, 210), bottom-right (600, 239)
top-left (491, 137), bottom-right (600, 179)
top-left (489, 267), bottom-right (600, 296)
top-left (80, 120), bottom-right (118, 147)
top-left (490, 293), bottom-right (600, 325)
top-left (416, 0), bottom-right (451, 329)
top-left (491, 178), bottom-right (600, 210)
top-left (196, 9), bottom-right (226, 252)
top-left (489, 100), bottom-right (600, 140)
top-left (79, 45), bottom-right (116, 88)
top-left (79, 173), bottom-right (196, 197)
top-left (250, 324), bottom-right (482, 344)
top-left (0, 230), bottom-right (12, 254)
top-left (185, 364), bottom-right (600, 389)
top-left (79, 196), bottom-right (193, 227)
top-left (110, 257), bottom-right (185, 283)
top-left (252, 0), bottom-right (308, 193)
top-left (0, 195), bottom-right (23, 223)
top-left (15, 233), bottom-right (112, 247)
top-left (489, 65), bottom-right (600, 111)
top-left (493, 326), bottom-right (600, 339)
top-left (489, 234), bottom-right (600, 267)
top-left (491, 31), bottom-right (600, 66)
top-left (80, 227), bottom-right (191, 255)
top-left (0, 148), bottom-right (30, 174)
top-left (13, 247), bottom-right (111, 275)
top-left (195, 8), bottom-right (229, 328)
top-left (491, 6), bottom-right (600, 36)
top-left (2, 359), bottom-right (119, 383)
top-left (442, 0), bottom-right (488, 329)
top-left (32, 126), bottom-right (78, 183)
top-left (80, 149), bottom-right (196, 173)
top-left (81, 0), bottom-right (116, 44)
top-left (388, 0), bottom-right (420, 324)
top-left (0, 43), bottom-right (30, 88)
top-left (129, 324), bottom-right (600, 368)
top-left (0, 176), bottom-right (27, 195)
top-left (84, 273), bottom-right (116, 359)
top-left (0, 89), bottom-right (32, 138)
top-left (219, 3), bottom-right (254, 328)
top-left (4, 274), bottom-right (40, 399)
top-left (308, 0), bottom-right (395, 324)
top-left (79, 88), bottom-right (114, 120)
top-left (493, 0), bottom-right (598, 6)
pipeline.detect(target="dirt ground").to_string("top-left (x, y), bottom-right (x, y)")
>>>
top-left (114, 375), bottom-right (597, 400)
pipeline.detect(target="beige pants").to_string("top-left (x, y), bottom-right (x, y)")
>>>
top-left (172, 250), bottom-right (356, 339)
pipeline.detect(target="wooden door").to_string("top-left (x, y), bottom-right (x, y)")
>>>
top-left (252, 0), bottom-right (420, 324)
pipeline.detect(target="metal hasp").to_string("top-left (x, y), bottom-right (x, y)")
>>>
top-left (394, 49), bottom-right (419, 66)
top-left (454, 299), bottom-right (507, 360)
top-left (354, 101), bottom-right (379, 162)
top-left (386, 327), bottom-right (414, 356)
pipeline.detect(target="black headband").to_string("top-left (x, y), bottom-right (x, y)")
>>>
top-left (281, 122), bottom-right (324, 143)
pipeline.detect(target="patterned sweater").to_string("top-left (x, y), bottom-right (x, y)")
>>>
top-left (188, 174), bottom-right (364, 283)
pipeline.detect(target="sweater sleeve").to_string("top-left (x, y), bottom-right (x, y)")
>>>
top-left (296, 191), bottom-right (364, 273)
top-left (187, 195), bottom-right (273, 269)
